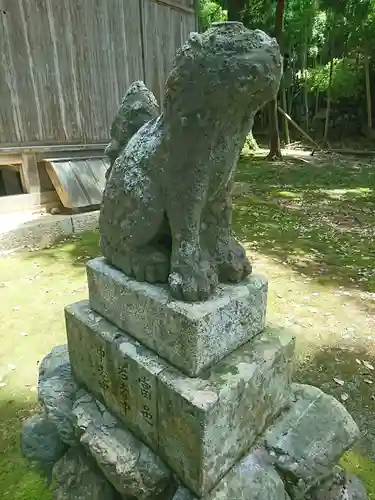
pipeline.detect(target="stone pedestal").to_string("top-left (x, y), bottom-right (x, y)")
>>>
top-left (87, 257), bottom-right (268, 377)
top-left (21, 258), bottom-right (367, 500)
top-left (65, 298), bottom-right (293, 495)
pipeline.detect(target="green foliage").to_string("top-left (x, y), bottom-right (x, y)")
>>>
top-left (199, 0), bottom-right (227, 30)
top-left (198, 0), bottom-right (375, 135)
top-left (306, 58), bottom-right (364, 101)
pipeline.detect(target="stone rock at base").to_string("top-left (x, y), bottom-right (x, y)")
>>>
top-left (208, 446), bottom-right (290, 500)
top-left (86, 257), bottom-right (268, 377)
top-left (172, 487), bottom-right (196, 500)
top-left (39, 345), bottom-right (70, 381)
top-left (172, 447), bottom-right (290, 500)
top-left (265, 384), bottom-right (360, 499)
top-left (38, 345), bottom-right (78, 445)
top-left (72, 390), bottom-right (118, 438)
top-left (53, 447), bottom-right (118, 500)
top-left (344, 475), bottom-right (368, 500)
top-left (74, 392), bottom-right (172, 500)
top-left (21, 413), bottom-right (67, 466)
top-left (308, 467), bottom-right (367, 500)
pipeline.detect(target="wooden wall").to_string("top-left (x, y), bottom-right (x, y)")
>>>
top-left (0, 0), bottom-right (196, 148)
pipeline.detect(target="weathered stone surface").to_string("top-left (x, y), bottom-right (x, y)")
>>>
top-left (99, 22), bottom-right (282, 302)
top-left (158, 329), bottom-right (294, 495)
top-left (172, 487), bottom-right (196, 500)
top-left (104, 80), bottom-right (160, 177)
top-left (265, 384), bottom-right (360, 499)
top-left (73, 391), bottom-right (172, 500)
top-left (171, 448), bottom-right (291, 500)
top-left (38, 345), bottom-right (78, 445)
top-left (21, 413), bottom-right (67, 466)
top-left (204, 446), bottom-right (290, 500)
top-left (66, 301), bottom-right (167, 449)
top-left (53, 447), bottom-right (117, 500)
top-left (65, 299), bottom-right (294, 497)
top-left (87, 257), bottom-right (268, 376)
top-left (307, 467), bottom-right (367, 500)
top-left (39, 344), bottom-right (70, 380)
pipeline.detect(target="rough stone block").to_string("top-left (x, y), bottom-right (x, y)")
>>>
top-left (307, 466), bottom-right (368, 500)
top-left (86, 257), bottom-right (268, 376)
top-left (53, 447), bottom-right (118, 500)
top-left (265, 384), bottom-right (360, 499)
top-left (21, 413), bottom-right (67, 466)
top-left (65, 300), bottom-right (295, 496)
top-left (73, 392), bottom-right (172, 500)
top-left (172, 447), bottom-right (290, 500)
top-left (38, 345), bottom-right (78, 445)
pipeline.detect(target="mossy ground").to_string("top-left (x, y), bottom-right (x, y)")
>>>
top-left (1, 150), bottom-right (375, 498)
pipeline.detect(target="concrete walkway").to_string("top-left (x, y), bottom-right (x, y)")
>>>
top-left (0, 210), bottom-right (99, 253)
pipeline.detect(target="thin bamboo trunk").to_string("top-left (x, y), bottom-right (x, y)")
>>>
top-left (364, 48), bottom-right (372, 130)
top-left (302, 26), bottom-right (309, 130)
top-left (281, 84), bottom-right (290, 143)
top-left (267, 0), bottom-right (284, 160)
top-left (323, 57), bottom-right (333, 145)
top-left (323, 26), bottom-right (334, 146)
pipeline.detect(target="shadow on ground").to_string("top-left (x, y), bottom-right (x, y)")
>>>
top-left (234, 155), bottom-right (375, 292)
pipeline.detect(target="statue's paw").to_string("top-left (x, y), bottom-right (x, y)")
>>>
top-left (168, 262), bottom-right (218, 302)
top-left (129, 246), bottom-right (170, 283)
top-left (218, 238), bottom-right (252, 283)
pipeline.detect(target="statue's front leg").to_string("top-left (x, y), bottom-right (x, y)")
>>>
top-left (165, 181), bottom-right (218, 302)
top-left (202, 186), bottom-right (252, 283)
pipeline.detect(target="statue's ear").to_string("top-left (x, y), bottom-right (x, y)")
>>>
top-left (188, 32), bottom-right (203, 50)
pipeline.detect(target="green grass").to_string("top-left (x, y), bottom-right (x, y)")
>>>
top-left (235, 153), bottom-right (375, 291)
top-left (0, 232), bottom-right (100, 500)
top-left (1, 152), bottom-right (375, 498)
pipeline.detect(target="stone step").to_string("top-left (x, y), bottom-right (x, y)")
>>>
top-left (86, 257), bottom-right (268, 377)
top-left (65, 300), bottom-right (295, 497)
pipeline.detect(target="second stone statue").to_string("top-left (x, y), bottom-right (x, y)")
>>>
top-left (100, 21), bottom-right (283, 302)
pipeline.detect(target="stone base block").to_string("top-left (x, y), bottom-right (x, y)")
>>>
top-left (65, 300), bottom-right (294, 496)
top-left (265, 384), bottom-right (360, 499)
top-left (86, 257), bottom-right (268, 376)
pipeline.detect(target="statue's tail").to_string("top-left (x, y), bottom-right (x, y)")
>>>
top-left (105, 81), bottom-right (160, 178)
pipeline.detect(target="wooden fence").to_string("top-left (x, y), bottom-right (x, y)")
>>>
top-left (0, 0), bottom-right (196, 148)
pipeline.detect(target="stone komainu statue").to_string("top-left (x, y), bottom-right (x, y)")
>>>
top-left (101, 22), bottom-right (282, 302)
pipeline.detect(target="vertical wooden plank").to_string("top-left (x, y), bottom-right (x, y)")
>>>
top-left (0, 0), bottom-right (195, 147)
top-left (21, 154), bottom-right (42, 193)
top-left (141, 0), bottom-right (195, 103)
top-left (22, 0), bottom-right (63, 142)
top-left (3, 0), bottom-right (42, 143)
top-left (68, 0), bottom-right (96, 143)
top-left (0, 2), bottom-right (24, 143)
top-left (63, 0), bottom-right (83, 140)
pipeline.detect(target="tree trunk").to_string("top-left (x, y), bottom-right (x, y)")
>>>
top-left (266, 0), bottom-right (285, 160)
top-left (227, 0), bottom-right (247, 22)
top-left (364, 48), bottom-right (372, 130)
top-left (302, 25), bottom-right (309, 130)
top-left (323, 56), bottom-right (334, 146)
top-left (281, 84), bottom-right (290, 144)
